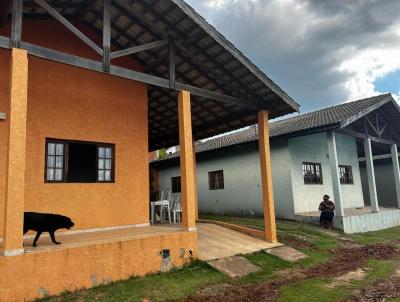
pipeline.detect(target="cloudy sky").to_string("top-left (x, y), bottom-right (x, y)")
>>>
top-left (186, 0), bottom-right (400, 113)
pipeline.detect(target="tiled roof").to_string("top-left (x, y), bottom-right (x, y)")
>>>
top-left (153, 94), bottom-right (394, 163)
top-left (359, 154), bottom-right (400, 162)
top-left (269, 93), bottom-right (391, 137)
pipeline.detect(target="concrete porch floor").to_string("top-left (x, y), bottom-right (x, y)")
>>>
top-left (1, 223), bottom-right (281, 260)
top-left (197, 223), bottom-right (281, 261)
top-left (17, 224), bottom-right (185, 254)
top-left (296, 206), bottom-right (399, 217)
top-left (295, 206), bottom-right (400, 233)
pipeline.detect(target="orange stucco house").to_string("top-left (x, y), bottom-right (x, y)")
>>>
top-left (0, 0), bottom-right (299, 301)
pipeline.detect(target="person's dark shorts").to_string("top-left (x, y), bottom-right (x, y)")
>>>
top-left (320, 211), bottom-right (334, 222)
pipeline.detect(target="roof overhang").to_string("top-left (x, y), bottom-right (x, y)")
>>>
top-left (0, 0), bottom-right (299, 150)
top-left (338, 95), bottom-right (400, 156)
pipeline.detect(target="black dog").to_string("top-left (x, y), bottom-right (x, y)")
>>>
top-left (23, 212), bottom-right (75, 247)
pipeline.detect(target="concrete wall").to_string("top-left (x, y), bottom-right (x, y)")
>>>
top-left (289, 132), bottom-right (333, 214)
top-left (0, 20), bottom-right (149, 233)
top-left (270, 138), bottom-right (295, 218)
top-left (336, 133), bottom-right (365, 209)
top-left (157, 138), bottom-right (294, 219)
top-left (295, 208), bottom-right (400, 234)
top-left (342, 209), bottom-right (400, 233)
top-left (0, 231), bottom-right (197, 302)
top-left (289, 132), bottom-right (364, 214)
top-left (158, 143), bottom-right (264, 217)
top-left (360, 159), bottom-right (399, 207)
top-left (156, 132), bottom-right (364, 219)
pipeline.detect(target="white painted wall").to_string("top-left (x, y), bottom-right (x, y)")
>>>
top-left (336, 133), bottom-right (365, 209)
top-left (157, 139), bottom-right (295, 218)
top-left (360, 159), bottom-right (399, 208)
top-left (289, 132), bottom-right (364, 214)
top-left (289, 132), bottom-right (334, 214)
top-left (157, 144), bottom-right (264, 217)
top-left (156, 131), bottom-right (364, 218)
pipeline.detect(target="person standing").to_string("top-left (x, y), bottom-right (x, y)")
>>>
top-left (319, 195), bottom-right (335, 229)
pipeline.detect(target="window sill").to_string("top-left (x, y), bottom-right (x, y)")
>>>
top-left (44, 182), bottom-right (115, 184)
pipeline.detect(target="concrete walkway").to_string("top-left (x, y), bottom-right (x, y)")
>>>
top-left (207, 256), bottom-right (261, 278)
top-left (265, 246), bottom-right (308, 262)
top-left (197, 223), bottom-right (281, 261)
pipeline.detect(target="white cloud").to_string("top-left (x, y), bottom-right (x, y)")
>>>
top-left (186, 0), bottom-right (400, 111)
top-left (338, 46), bottom-right (400, 101)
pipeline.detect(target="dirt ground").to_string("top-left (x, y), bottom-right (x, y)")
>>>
top-left (344, 263), bottom-right (400, 302)
top-left (182, 245), bottom-right (399, 302)
top-left (344, 277), bottom-right (400, 301)
top-left (279, 234), bottom-right (314, 249)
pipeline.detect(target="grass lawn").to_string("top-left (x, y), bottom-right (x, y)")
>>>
top-left (36, 216), bottom-right (400, 302)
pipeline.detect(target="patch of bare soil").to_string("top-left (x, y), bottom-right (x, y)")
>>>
top-left (343, 277), bottom-right (400, 301)
top-left (196, 283), bottom-right (235, 297)
top-left (279, 234), bottom-right (314, 249)
top-left (325, 268), bottom-right (369, 289)
top-left (182, 245), bottom-right (399, 302)
top-left (342, 263), bottom-right (400, 302)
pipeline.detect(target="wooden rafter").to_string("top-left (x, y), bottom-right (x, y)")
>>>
top-left (10, 0), bottom-right (23, 48)
top-left (33, 0), bottom-right (103, 55)
top-left (0, 36), bottom-right (256, 109)
top-left (102, 0), bottom-right (111, 72)
top-left (3, 0), bottom-right (303, 150)
top-left (110, 39), bottom-right (168, 59)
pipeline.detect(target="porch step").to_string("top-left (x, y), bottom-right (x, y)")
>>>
top-left (197, 223), bottom-right (281, 261)
top-left (264, 246), bottom-right (308, 262)
top-left (207, 256), bottom-right (261, 278)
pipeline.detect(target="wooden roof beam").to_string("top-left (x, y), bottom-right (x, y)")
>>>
top-left (0, 37), bottom-right (256, 110)
top-left (34, 0), bottom-right (103, 55)
top-left (110, 39), bottom-right (168, 59)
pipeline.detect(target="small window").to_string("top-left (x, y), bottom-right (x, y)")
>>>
top-left (209, 170), bottom-right (224, 190)
top-left (303, 162), bottom-right (323, 185)
top-left (46, 142), bottom-right (65, 182)
top-left (98, 146), bottom-right (113, 182)
top-left (339, 165), bottom-right (354, 185)
top-left (171, 176), bottom-right (181, 193)
top-left (45, 139), bottom-right (114, 183)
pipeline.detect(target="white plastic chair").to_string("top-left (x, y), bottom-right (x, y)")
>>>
top-left (151, 189), bottom-right (172, 224)
top-left (170, 194), bottom-right (182, 224)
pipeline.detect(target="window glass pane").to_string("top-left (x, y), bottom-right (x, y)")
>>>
top-left (46, 142), bottom-right (64, 182)
top-left (105, 159), bottom-right (111, 170)
top-left (46, 140), bottom-right (114, 183)
top-left (56, 144), bottom-right (64, 155)
top-left (47, 168), bottom-right (55, 181)
top-left (98, 159), bottom-right (104, 169)
top-left (98, 146), bottom-right (113, 182)
top-left (209, 171), bottom-right (224, 190)
top-left (339, 165), bottom-right (353, 184)
top-left (99, 147), bottom-right (105, 158)
top-left (55, 169), bottom-right (63, 181)
top-left (56, 156), bottom-right (63, 168)
top-left (48, 143), bottom-right (55, 155)
top-left (47, 156), bottom-right (55, 168)
top-left (303, 162), bottom-right (322, 184)
top-left (105, 148), bottom-right (112, 159)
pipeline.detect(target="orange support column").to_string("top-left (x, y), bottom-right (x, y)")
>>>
top-left (193, 141), bottom-right (199, 220)
top-left (258, 110), bottom-right (277, 243)
top-left (178, 91), bottom-right (197, 231)
top-left (2, 48), bottom-right (28, 256)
